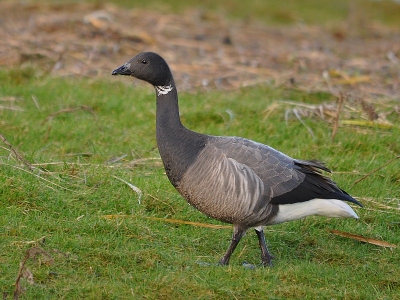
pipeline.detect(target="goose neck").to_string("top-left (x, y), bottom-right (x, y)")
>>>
top-left (155, 82), bottom-right (183, 130)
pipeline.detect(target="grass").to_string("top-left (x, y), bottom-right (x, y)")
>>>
top-left (1, 64), bottom-right (399, 299)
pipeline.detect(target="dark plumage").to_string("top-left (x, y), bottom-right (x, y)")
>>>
top-left (112, 52), bottom-right (362, 266)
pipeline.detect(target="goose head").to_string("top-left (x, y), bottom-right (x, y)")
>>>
top-left (112, 52), bottom-right (172, 87)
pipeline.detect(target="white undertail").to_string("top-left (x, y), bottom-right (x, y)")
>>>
top-left (269, 199), bottom-right (359, 225)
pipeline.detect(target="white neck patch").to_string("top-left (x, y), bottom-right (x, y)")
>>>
top-left (155, 84), bottom-right (173, 96)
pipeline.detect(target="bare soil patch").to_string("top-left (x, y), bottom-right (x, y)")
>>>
top-left (0, 1), bottom-right (399, 99)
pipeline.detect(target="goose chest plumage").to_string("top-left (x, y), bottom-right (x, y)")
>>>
top-left (112, 52), bottom-right (362, 266)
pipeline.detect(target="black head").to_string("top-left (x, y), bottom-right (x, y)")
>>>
top-left (112, 52), bottom-right (172, 86)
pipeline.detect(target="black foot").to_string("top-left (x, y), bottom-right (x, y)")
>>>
top-left (219, 227), bottom-right (246, 266)
top-left (218, 258), bottom-right (229, 266)
top-left (255, 228), bottom-right (274, 267)
top-left (261, 254), bottom-right (274, 267)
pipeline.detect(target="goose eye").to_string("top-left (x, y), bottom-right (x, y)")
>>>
top-left (141, 59), bottom-right (148, 64)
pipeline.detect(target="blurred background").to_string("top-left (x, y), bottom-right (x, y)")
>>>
top-left (1, 0), bottom-right (399, 96)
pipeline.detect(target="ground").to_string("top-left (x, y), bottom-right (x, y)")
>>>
top-left (0, 1), bottom-right (399, 97)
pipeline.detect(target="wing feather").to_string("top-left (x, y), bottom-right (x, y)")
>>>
top-left (209, 136), bottom-right (302, 198)
top-left (208, 136), bottom-right (362, 207)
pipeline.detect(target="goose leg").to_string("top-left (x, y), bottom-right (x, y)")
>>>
top-left (219, 227), bottom-right (246, 266)
top-left (255, 228), bottom-right (273, 267)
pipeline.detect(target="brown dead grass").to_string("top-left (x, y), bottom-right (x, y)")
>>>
top-left (0, 1), bottom-right (399, 99)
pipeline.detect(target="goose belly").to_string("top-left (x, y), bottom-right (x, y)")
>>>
top-left (175, 149), bottom-right (272, 225)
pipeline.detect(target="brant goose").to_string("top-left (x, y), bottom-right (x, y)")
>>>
top-left (112, 52), bottom-right (362, 266)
